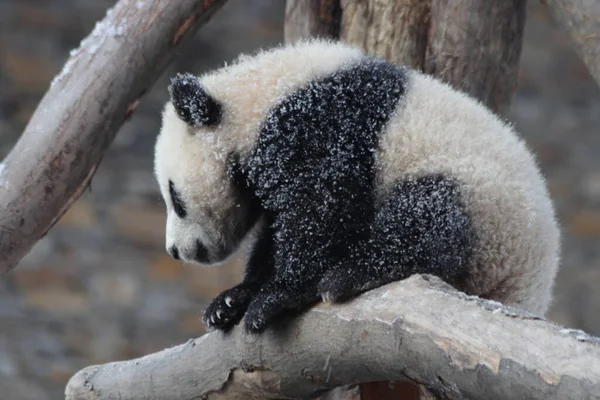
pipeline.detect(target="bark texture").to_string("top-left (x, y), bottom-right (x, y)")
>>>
top-left (284, 0), bottom-right (342, 43)
top-left (339, 0), bottom-right (527, 117)
top-left (543, 0), bottom-right (600, 87)
top-left (65, 275), bottom-right (600, 400)
top-left (340, 0), bottom-right (431, 69)
top-left (424, 0), bottom-right (527, 117)
top-left (0, 0), bottom-right (228, 274)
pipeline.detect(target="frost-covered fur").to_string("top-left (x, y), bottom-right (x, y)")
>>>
top-left (379, 73), bottom-right (560, 313)
top-left (153, 39), bottom-right (560, 334)
top-left (154, 41), bottom-right (363, 265)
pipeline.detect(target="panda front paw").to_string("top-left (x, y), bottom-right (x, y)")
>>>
top-left (243, 284), bottom-right (298, 334)
top-left (317, 268), bottom-right (363, 303)
top-left (202, 283), bottom-right (257, 331)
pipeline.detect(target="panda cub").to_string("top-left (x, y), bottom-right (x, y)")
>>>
top-left (153, 39), bottom-right (560, 334)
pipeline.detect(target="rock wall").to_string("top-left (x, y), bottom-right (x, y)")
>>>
top-left (0, 1), bottom-right (598, 399)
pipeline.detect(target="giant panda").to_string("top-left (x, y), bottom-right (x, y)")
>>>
top-left (153, 39), bottom-right (560, 334)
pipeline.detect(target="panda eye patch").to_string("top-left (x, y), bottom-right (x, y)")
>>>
top-left (168, 180), bottom-right (187, 218)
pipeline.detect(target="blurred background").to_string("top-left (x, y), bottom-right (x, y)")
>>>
top-left (0, 1), bottom-right (599, 399)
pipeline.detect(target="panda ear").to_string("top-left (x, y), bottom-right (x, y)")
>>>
top-left (168, 72), bottom-right (222, 127)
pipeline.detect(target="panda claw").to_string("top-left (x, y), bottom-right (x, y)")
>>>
top-left (202, 284), bottom-right (259, 331)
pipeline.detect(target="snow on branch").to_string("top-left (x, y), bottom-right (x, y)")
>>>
top-left (64, 275), bottom-right (600, 400)
top-left (0, 0), bottom-right (228, 274)
top-left (543, 0), bottom-right (600, 87)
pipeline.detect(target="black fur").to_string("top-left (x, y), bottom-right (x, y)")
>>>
top-left (243, 58), bottom-right (407, 333)
top-left (169, 72), bottom-right (222, 127)
top-left (194, 240), bottom-right (209, 263)
top-left (317, 174), bottom-right (475, 302)
top-left (168, 180), bottom-right (187, 218)
top-left (202, 157), bottom-right (274, 330)
top-left (202, 216), bottom-right (275, 331)
top-left (205, 58), bottom-right (475, 334)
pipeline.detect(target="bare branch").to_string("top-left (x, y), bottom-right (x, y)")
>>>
top-left (64, 275), bottom-right (600, 400)
top-left (0, 0), bottom-right (228, 274)
top-left (542, 0), bottom-right (600, 87)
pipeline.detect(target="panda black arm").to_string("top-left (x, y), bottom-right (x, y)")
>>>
top-left (202, 215), bottom-right (276, 331)
top-left (241, 60), bottom-right (409, 333)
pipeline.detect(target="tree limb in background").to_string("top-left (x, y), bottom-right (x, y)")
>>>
top-left (64, 275), bottom-right (600, 400)
top-left (0, 0), bottom-right (228, 274)
top-left (542, 0), bottom-right (600, 87)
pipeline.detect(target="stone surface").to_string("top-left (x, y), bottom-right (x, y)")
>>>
top-left (0, 0), bottom-right (599, 399)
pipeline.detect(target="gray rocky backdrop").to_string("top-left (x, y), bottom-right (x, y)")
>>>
top-left (0, 1), bottom-right (599, 399)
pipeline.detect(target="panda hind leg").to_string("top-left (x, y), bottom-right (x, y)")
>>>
top-left (202, 220), bottom-right (275, 332)
top-left (318, 174), bottom-right (475, 303)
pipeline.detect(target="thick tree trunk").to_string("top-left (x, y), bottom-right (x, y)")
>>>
top-left (340, 0), bottom-right (432, 70)
top-left (0, 0), bottom-right (228, 274)
top-left (64, 275), bottom-right (600, 400)
top-left (339, 0), bottom-right (527, 117)
top-left (424, 0), bottom-right (527, 117)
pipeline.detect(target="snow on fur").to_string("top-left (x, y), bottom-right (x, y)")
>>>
top-left (153, 39), bottom-right (560, 334)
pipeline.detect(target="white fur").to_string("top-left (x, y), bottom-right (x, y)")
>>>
top-left (375, 71), bottom-right (560, 315)
top-left (154, 40), bottom-right (362, 264)
top-left (154, 39), bottom-right (560, 315)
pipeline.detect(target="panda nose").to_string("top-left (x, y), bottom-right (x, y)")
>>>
top-left (195, 241), bottom-right (209, 263)
top-left (169, 246), bottom-right (180, 260)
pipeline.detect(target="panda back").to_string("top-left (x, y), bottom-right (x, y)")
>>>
top-left (376, 70), bottom-right (560, 315)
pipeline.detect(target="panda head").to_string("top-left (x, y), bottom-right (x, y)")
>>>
top-left (153, 72), bottom-right (259, 266)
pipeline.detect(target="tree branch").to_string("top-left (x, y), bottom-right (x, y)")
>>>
top-left (64, 275), bottom-right (600, 400)
top-left (542, 0), bottom-right (600, 87)
top-left (0, 0), bottom-right (228, 274)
